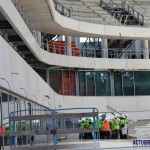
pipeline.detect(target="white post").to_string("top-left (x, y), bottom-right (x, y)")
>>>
top-left (101, 38), bottom-right (108, 58)
top-left (65, 36), bottom-right (72, 56)
top-left (143, 40), bottom-right (149, 59)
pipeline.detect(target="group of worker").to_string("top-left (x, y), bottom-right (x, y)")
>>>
top-left (78, 114), bottom-right (130, 140)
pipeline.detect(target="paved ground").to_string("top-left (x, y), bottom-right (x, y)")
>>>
top-left (2, 139), bottom-right (140, 150)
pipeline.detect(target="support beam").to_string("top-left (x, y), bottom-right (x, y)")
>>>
top-left (65, 36), bottom-right (72, 56)
top-left (101, 38), bottom-right (108, 58)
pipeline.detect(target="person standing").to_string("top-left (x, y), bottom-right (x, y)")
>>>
top-left (95, 117), bottom-right (102, 139)
top-left (102, 119), bottom-right (111, 139)
top-left (113, 116), bottom-right (120, 139)
top-left (120, 116), bottom-right (128, 139)
top-left (31, 135), bottom-right (34, 146)
top-left (78, 119), bottom-right (85, 140)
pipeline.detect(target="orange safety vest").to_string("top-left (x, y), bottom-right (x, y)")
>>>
top-left (102, 121), bottom-right (110, 132)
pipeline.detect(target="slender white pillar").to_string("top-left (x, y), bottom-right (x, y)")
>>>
top-left (135, 40), bottom-right (141, 59)
top-left (143, 40), bottom-right (149, 59)
top-left (101, 38), bottom-right (108, 58)
top-left (65, 36), bottom-right (72, 56)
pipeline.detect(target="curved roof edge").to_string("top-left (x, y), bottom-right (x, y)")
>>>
top-left (1, 0), bottom-right (150, 70)
top-left (47, 0), bottom-right (150, 40)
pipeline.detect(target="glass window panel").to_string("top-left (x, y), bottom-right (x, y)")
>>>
top-left (63, 70), bottom-right (70, 95)
top-left (79, 72), bottom-right (86, 96)
top-left (114, 72), bottom-right (122, 96)
top-left (86, 71), bottom-right (95, 96)
top-left (2, 92), bottom-right (7, 102)
top-left (95, 72), bottom-right (111, 96)
top-left (70, 71), bottom-right (76, 95)
top-left (135, 71), bottom-right (150, 95)
top-left (122, 71), bottom-right (134, 96)
top-left (49, 70), bottom-right (62, 94)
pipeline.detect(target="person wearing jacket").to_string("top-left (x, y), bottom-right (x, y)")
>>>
top-left (78, 119), bottom-right (85, 140)
top-left (102, 119), bottom-right (111, 139)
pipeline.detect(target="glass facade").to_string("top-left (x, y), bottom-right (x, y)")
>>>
top-left (134, 71), bottom-right (150, 95)
top-left (49, 70), bottom-right (76, 95)
top-left (95, 72), bottom-right (110, 96)
top-left (86, 71), bottom-right (95, 96)
top-left (122, 71), bottom-right (134, 96)
top-left (49, 70), bottom-right (150, 96)
top-left (79, 72), bottom-right (86, 96)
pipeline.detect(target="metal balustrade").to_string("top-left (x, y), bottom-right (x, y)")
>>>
top-left (9, 107), bottom-right (100, 150)
top-left (10, 0), bottom-right (150, 60)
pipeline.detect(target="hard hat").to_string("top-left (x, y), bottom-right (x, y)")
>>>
top-left (125, 114), bottom-right (128, 117)
top-left (78, 120), bottom-right (81, 123)
top-left (81, 118), bottom-right (86, 121)
top-left (123, 115), bottom-right (125, 119)
top-left (114, 115), bottom-right (118, 118)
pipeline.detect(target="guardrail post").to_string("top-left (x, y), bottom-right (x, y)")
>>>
top-left (93, 108), bottom-right (96, 142)
top-left (52, 110), bottom-right (57, 145)
top-left (13, 112), bottom-right (17, 147)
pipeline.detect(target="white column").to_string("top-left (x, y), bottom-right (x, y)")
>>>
top-left (143, 40), bottom-right (149, 59)
top-left (101, 38), bottom-right (108, 58)
top-left (65, 36), bottom-right (72, 56)
top-left (135, 40), bottom-right (141, 59)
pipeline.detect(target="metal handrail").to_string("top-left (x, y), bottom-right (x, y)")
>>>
top-left (118, 40), bottom-right (135, 58)
top-left (107, 106), bottom-right (135, 123)
top-left (53, 0), bottom-right (71, 17)
top-left (122, 2), bottom-right (144, 25)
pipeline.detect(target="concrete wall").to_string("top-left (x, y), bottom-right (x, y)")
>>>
top-left (1, 0), bottom-right (150, 70)
top-left (47, 0), bottom-right (150, 39)
top-left (0, 36), bottom-right (150, 121)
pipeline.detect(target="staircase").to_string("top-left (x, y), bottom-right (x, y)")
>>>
top-left (80, 38), bottom-right (101, 58)
top-left (100, 0), bottom-right (144, 26)
top-left (100, 0), bottom-right (144, 58)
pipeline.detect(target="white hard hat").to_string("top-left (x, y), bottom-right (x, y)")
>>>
top-left (81, 118), bottom-right (86, 121)
top-left (114, 115), bottom-right (118, 118)
top-left (125, 114), bottom-right (128, 117)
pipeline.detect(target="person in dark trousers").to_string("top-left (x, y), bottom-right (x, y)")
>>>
top-left (31, 135), bottom-right (34, 146)
top-left (17, 136), bottom-right (22, 146)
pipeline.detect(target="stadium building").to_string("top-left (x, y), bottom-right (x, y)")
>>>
top-left (0, 0), bottom-right (150, 124)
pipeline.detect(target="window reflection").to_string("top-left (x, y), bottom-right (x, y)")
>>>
top-left (122, 71), bottom-right (134, 96)
top-left (95, 72), bottom-right (111, 96)
top-left (134, 71), bottom-right (150, 95)
top-left (86, 72), bottom-right (95, 96)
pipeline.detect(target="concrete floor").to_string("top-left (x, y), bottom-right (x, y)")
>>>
top-left (3, 139), bottom-right (146, 150)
